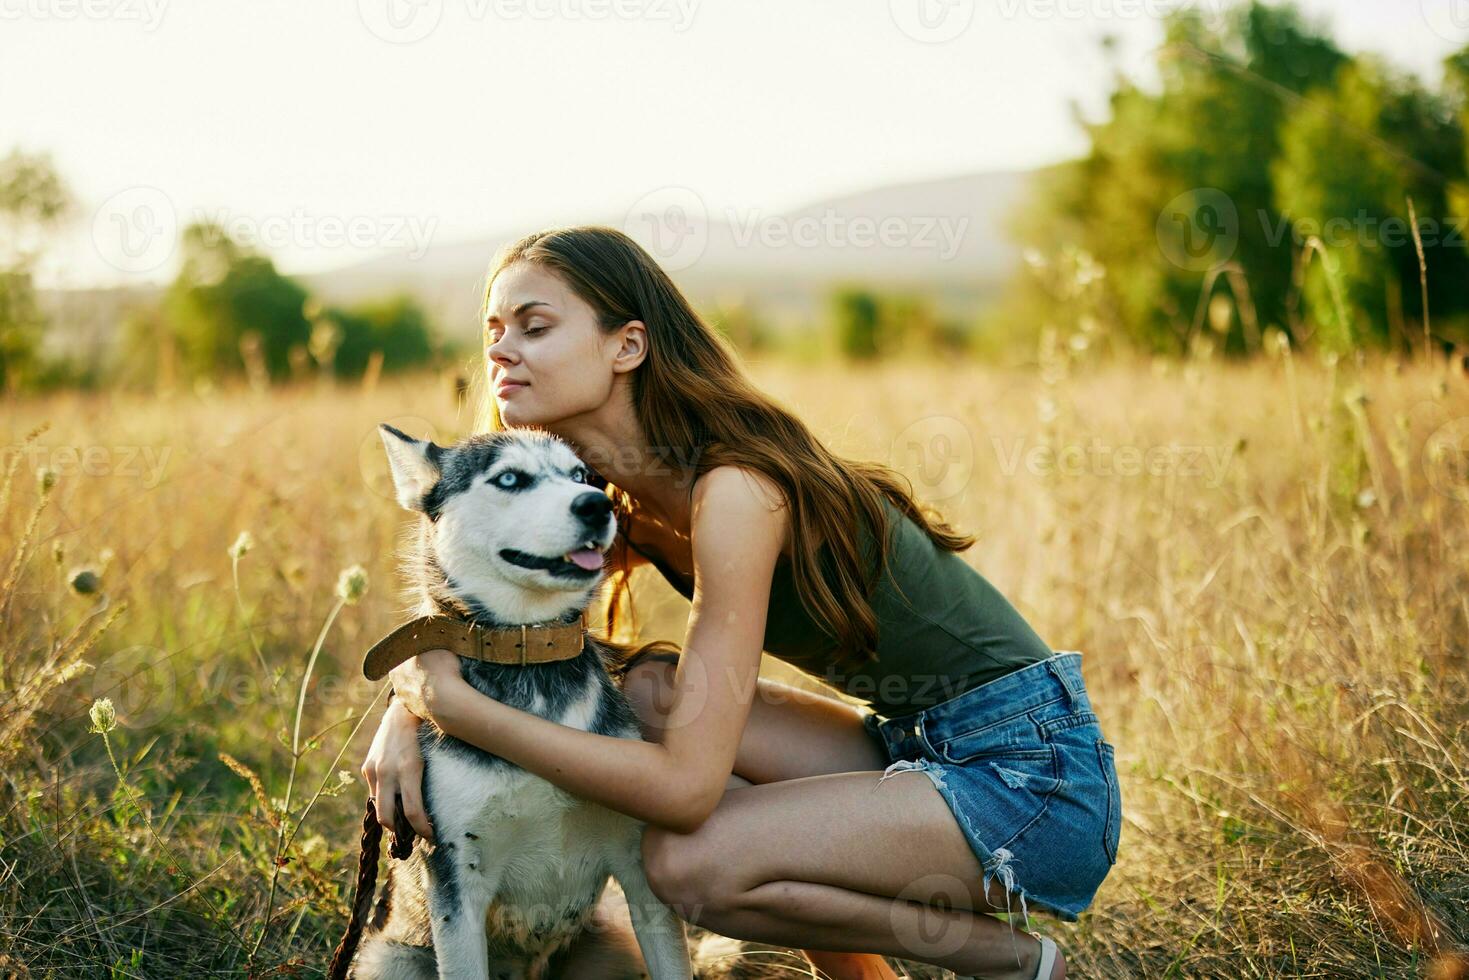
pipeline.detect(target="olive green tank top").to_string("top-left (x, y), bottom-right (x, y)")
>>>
top-left (626, 494), bottom-right (1055, 717)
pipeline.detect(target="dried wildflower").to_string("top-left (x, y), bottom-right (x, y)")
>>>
top-left (68, 567), bottom-right (101, 595)
top-left (37, 466), bottom-right (57, 492)
top-left (229, 531), bottom-right (254, 560)
top-left (88, 698), bottom-right (117, 735)
top-left (336, 564), bottom-right (369, 605)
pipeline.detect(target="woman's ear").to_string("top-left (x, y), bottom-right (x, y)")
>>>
top-left (611, 319), bottom-right (649, 373)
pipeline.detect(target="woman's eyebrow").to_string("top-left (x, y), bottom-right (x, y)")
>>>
top-left (485, 300), bottom-right (552, 325)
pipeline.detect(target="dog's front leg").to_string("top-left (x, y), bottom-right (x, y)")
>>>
top-left (609, 850), bottom-right (692, 980)
top-left (425, 843), bottom-right (499, 980)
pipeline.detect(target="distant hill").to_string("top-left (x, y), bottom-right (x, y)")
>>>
top-left (39, 168), bottom-right (1033, 352)
top-left (300, 169), bottom-right (1032, 341)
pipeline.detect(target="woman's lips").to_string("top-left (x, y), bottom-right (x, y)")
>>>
top-left (497, 381), bottom-right (527, 395)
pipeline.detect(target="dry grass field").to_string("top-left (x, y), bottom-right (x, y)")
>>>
top-left (2, 345), bottom-right (1467, 978)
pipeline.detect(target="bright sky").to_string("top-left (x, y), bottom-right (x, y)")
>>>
top-left (3, 0), bottom-right (1462, 288)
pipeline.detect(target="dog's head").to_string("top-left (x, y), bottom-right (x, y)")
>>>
top-left (378, 424), bottom-right (616, 621)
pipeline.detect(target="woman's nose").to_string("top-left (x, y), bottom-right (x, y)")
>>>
top-left (487, 336), bottom-right (517, 364)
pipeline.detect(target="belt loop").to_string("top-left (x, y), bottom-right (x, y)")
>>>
top-left (1047, 655), bottom-right (1081, 708)
top-left (520, 624), bottom-right (528, 666)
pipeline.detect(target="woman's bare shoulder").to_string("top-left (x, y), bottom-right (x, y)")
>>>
top-left (690, 465), bottom-right (792, 563)
top-left (692, 464), bottom-right (789, 513)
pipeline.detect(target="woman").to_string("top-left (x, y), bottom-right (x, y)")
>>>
top-left (360, 226), bottom-right (1121, 980)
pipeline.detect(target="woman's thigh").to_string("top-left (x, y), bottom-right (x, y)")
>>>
top-left (619, 652), bottom-right (889, 784)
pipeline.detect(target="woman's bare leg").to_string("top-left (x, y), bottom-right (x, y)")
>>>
top-left (613, 657), bottom-right (1053, 979)
top-left (642, 770), bottom-right (1060, 979)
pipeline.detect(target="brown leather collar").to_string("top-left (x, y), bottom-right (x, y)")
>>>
top-left (362, 610), bottom-right (590, 681)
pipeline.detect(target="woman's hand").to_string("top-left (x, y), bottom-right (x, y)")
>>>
top-left (386, 649), bottom-right (466, 723)
top-left (360, 698), bottom-right (435, 843)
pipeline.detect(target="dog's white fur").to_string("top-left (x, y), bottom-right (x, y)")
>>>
top-left (349, 426), bottom-right (692, 980)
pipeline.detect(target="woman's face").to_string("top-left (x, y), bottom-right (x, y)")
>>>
top-left (484, 262), bottom-right (644, 429)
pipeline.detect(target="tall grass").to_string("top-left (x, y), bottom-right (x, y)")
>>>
top-left (0, 351), bottom-right (1465, 977)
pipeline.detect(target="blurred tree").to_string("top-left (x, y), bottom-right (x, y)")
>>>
top-left (0, 149), bottom-right (70, 392)
top-left (708, 299), bottom-right (776, 355)
top-left (999, 2), bottom-right (1469, 356)
top-left (321, 294), bottom-right (435, 377)
top-left (831, 286), bottom-right (882, 360)
top-left (158, 222), bottom-right (312, 382)
top-left (1274, 57), bottom-right (1465, 352)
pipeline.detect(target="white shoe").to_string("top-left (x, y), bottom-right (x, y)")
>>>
top-left (954, 933), bottom-right (1059, 980)
top-left (1029, 934), bottom-right (1059, 979)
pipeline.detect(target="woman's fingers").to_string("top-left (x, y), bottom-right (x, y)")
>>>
top-left (399, 778), bottom-right (434, 844)
top-left (374, 777), bottom-right (399, 833)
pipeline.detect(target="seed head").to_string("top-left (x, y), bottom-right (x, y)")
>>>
top-left (229, 531), bottom-right (255, 560)
top-left (89, 698), bottom-right (117, 735)
top-left (68, 567), bottom-right (102, 595)
top-left (336, 564), bottom-right (369, 605)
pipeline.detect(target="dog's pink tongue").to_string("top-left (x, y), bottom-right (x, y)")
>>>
top-left (567, 548), bottom-right (604, 570)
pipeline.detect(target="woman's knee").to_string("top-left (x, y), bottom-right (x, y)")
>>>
top-left (640, 824), bottom-right (740, 916)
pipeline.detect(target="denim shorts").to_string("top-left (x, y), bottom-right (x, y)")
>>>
top-left (861, 650), bottom-right (1121, 930)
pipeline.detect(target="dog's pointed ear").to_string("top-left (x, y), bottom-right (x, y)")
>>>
top-left (378, 423), bottom-right (444, 513)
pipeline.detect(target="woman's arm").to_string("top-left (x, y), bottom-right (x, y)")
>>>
top-left (431, 465), bottom-right (788, 835)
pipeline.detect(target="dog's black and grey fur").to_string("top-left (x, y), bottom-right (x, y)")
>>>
top-left (340, 424), bottom-right (692, 980)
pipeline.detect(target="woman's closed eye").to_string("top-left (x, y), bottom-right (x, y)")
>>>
top-left (486, 319), bottom-right (550, 343)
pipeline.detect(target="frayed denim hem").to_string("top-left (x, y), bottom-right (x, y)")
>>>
top-left (873, 758), bottom-right (1038, 969)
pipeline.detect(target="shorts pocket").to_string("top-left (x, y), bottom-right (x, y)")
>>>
top-left (1096, 739), bottom-right (1121, 865)
top-left (931, 732), bottom-right (1065, 796)
top-left (938, 743), bottom-right (1063, 852)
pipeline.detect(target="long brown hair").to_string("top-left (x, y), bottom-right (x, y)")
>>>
top-left (472, 225), bottom-right (975, 677)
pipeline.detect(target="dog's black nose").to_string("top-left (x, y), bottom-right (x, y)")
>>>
top-left (571, 491), bottom-right (613, 525)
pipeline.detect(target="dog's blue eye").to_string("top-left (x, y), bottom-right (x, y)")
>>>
top-left (493, 471), bottom-right (520, 489)
top-left (571, 467), bottom-right (588, 483)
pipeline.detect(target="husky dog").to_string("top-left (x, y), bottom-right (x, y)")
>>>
top-left (334, 424), bottom-right (692, 980)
